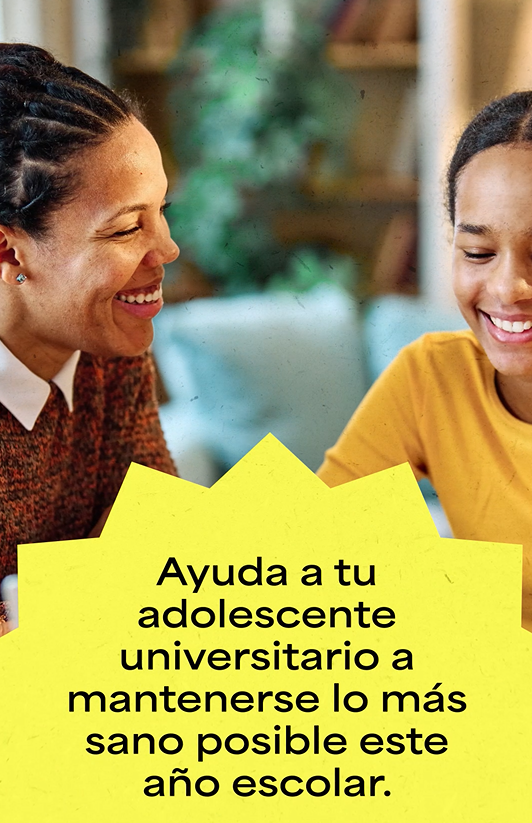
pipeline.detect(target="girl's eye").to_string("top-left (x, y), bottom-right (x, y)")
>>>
top-left (464, 251), bottom-right (494, 260)
top-left (160, 201), bottom-right (172, 215)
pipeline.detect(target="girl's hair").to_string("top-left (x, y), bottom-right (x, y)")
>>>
top-left (447, 91), bottom-right (532, 224)
top-left (0, 43), bottom-right (139, 237)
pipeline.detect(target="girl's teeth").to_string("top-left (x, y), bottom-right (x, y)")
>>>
top-left (490, 316), bottom-right (532, 333)
top-left (116, 287), bottom-right (162, 304)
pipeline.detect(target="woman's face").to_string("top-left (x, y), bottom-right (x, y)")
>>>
top-left (3, 117), bottom-right (179, 377)
top-left (452, 144), bottom-right (532, 379)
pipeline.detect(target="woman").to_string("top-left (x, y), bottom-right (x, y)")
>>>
top-left (318, 92), bottom-right (532, 632)
top-left (0, 44), bottom-right (179, 623)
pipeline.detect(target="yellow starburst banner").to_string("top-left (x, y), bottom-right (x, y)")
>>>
top-left (1, 434), bottom-right (530, 821)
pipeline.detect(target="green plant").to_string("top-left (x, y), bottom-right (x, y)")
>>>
top-left (166, 1), bottom-right (357, 294)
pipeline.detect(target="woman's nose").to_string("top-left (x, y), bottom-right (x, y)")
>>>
top-left (164, 237), bottom-right (180, 265)
top-left (143, 231), bottom-right (180, 269)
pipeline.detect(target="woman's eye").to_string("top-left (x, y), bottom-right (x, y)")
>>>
top-left (113, 226), bottom-right (141, 237)
top-left (111, 203), bottom-right (171, 237)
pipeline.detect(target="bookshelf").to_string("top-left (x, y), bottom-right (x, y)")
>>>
top-left (110, 0), bottom-right (420, 295)
top-left (304, 174), bottom-right (418, 203)
top-left (110, 0), bottom-right (213, 178)
top-left (314, 0), bottom-right (420, 293)
top-left (113, 48), bottom-right (175, 75)
top-left (327, 41), bottom-right (418, 70)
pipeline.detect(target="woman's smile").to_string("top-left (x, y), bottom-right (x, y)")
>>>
top-left (113, 280), bottom-right (164, 318)
top-left (0, 117), bottom-right (179, 379)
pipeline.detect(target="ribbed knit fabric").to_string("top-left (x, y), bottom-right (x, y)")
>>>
top-left (0, 350), bottom-right (176, 579)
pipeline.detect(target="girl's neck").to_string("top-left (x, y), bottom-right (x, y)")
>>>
top-left (496, 372), bottom-right (532, 423)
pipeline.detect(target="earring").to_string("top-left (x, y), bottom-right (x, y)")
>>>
top-left (16, 273), bottom-right (26, 284)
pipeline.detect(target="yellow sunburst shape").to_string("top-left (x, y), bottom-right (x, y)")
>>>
top-left (1, 434), bottom-right (531, 822)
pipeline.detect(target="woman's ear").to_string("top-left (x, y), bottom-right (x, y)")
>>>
top-left (0, 227), bottom-right (26, 284)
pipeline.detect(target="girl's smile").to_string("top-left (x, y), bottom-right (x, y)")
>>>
top-left (452, 145), bottom-right (532, 383)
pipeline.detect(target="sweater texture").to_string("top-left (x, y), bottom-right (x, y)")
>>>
top-left (0, 350), bottom-right (176, 580)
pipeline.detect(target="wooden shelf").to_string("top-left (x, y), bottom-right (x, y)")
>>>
top-left (113, 47), bottom-right (176, 75)
top-left (114, 41), bottom-right (418, 76)
top-left (304, 174), bottom-right (418, 203)
top-left (327, 41), bottom-right (417, 70)
top-left (274, 209), bottom-right (362, 252)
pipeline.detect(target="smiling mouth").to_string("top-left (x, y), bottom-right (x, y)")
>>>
top-left (114, 285), bottom-right (162, 305)
top-left (487, 314), bottom-right (532, 334)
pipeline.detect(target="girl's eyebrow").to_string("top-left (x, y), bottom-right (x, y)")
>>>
top-left (456, 222), bottom-right (491, 235)
top-left (457, 222), bottom-right (532, 238)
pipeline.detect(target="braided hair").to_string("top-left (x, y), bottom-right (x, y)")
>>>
top-left (447, 91), bottom-right (532, 225)
top-left (0, 43), bottom-right (138, 237)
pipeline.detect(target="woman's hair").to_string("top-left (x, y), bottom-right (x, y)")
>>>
top-left (447, 91), bottom-right (532, 224)
top-left (0, 43), bottom-right (139, 237)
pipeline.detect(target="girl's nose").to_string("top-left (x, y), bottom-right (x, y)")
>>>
top-left (487, 256), bottom-right (532, 305)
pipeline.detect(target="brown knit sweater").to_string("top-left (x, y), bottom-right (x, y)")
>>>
top-left (0, 350), bottom-right (176, 580)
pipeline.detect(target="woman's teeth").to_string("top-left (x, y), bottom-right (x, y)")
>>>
top-left (115, 287), bottom-right (162, 304)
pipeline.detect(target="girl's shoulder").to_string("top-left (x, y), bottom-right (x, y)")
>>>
top-left (401, 330), bottom-right (493, 399)
top-left (406, 329), bottom-right (487, 370)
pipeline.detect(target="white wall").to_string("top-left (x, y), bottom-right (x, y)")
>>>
top-left (71, 0), bottom-right (109, 83)
top-left (0, 0), bottom-right (108, 82)
top-left (418, 0), bottom-right (471, 308)
top-left (2, 0), bottom-right (45, 46)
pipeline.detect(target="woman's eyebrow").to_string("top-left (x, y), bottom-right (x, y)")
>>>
top-left (106, 203), bottom-right (148, 221)
top-left (456, 222), bottom-right (491, 235)
top-left (105, 187), bottom-right (170, 223)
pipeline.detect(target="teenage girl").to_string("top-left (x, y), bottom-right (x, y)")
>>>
top-left (318, 93), bottom-right (532, 632)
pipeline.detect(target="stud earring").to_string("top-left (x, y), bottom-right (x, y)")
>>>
top-left (16, 273), bottom-right (26, 284)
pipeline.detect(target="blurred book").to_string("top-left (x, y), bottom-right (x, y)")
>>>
top-left (387, 81), bottom-right (418, 179)
top-left (371, 212), bottom-right (417, 294)
top-left (374, 0), bottom-right (417, 43)
top-left (331, 0), bottom-right (386, 43)
top-left (330, 0), bottom-right (369, 42)
top-left (330, 0), bottom-right (417, 44)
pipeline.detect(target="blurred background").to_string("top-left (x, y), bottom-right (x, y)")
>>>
top-left (1, 0), bottom-right (531, 491)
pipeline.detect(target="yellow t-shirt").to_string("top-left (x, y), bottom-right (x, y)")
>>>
top-left (317, 330), bottom-right (532, 630)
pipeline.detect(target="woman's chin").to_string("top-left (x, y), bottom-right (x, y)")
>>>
top-left (84, 328), bottom-right (154, 360)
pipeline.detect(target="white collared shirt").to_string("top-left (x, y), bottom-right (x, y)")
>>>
top-left (0, 339), bottom-right (80, 431)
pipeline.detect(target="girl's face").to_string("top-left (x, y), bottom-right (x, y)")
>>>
top-left (452, 144), bottom-right (532, 379)
top-left (1, 117), bottom-right (179, 378)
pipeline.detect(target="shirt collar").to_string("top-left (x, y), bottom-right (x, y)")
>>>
top-left (0, 340), bottom-right (80, 431)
